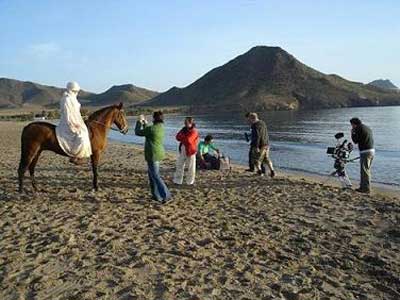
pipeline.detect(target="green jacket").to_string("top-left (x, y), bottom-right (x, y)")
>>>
top-left (198, 141), bottom-right (218, 156)
top-left (135, 121), bottom-right (165, 162)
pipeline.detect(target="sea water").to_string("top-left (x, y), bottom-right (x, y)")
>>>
top-left (109, 106), bottom-right (400, 187)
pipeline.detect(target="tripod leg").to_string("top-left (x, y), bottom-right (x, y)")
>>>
top-left (338, 170), bottom-right (352, 189)
top-left (342, 171), bottom-right (352, 188)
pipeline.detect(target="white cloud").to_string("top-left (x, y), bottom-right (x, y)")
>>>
top-left (28, 42), bottom-right (61, 58)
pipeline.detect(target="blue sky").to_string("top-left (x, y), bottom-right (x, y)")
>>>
top-left (0, 0), bottom-right (399, 93)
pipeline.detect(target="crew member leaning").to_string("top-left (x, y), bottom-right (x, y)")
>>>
top-left (350, 117), bottom-right (374, 193)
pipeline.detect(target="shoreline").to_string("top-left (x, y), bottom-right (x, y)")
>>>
top-left (109, 138), bottom-right (400, 198)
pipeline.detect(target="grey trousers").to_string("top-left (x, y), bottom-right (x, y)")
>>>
top-left (360, 152), bottom-right (374, 191)
top-left (254, 147), bottom-right (274, 173)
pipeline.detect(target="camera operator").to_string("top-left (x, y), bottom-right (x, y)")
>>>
top-left (245, 112), bottom-right (254, 171)
top-left (350, 117), bottom-right (375, 193)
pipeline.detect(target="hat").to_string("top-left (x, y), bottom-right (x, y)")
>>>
top-left (66, 81), bottom-right (81, 92)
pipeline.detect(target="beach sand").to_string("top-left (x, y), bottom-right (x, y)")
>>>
top-left (0, 121), bottom-right (399, 300)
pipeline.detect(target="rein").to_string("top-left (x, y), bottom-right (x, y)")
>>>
top-left (89, 120), bottom-right (128, 133)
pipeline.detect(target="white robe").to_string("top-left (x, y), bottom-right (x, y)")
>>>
top-left (55, 91), bottom-right (92, 158)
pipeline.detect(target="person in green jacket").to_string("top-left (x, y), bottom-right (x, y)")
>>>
top-left (135, 111), bottom-right (171, 203)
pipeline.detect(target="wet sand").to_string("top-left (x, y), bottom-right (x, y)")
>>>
top-left (0, 121), bottom-right (399, 300)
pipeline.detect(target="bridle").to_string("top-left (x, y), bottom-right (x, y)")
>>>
top-left (90, 117), bottom-right (128, 134)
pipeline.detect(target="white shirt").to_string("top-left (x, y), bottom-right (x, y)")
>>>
top-left (360, 149), bottom-right (375, 155)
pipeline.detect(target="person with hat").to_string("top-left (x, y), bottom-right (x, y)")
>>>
top-left (56, 81), bottom-right (92, 165)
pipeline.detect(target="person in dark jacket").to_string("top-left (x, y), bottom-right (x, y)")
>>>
top-left (248, 113), bottom-right (275, 178)
top-left (135, 111), bottom-right (171, 203)
top-left (245, 112), bottom-right (255, 172)
top-left (350, 117), bottom-right (374, 193)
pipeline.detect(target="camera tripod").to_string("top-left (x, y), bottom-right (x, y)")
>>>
top-left (325, 157), bottom-right (360, 189)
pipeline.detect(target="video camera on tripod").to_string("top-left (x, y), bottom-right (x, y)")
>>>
top-left (327, 132), bottom-right (353, 162)
top-left (326, 132), bottom-right (359, 189)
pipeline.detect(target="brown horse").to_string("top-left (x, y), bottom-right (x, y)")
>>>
top-left (18, 103), bottom-right (129, 193)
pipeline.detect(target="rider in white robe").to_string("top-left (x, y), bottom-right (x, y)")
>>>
top-left (56, 82), bottom-right (92, 159)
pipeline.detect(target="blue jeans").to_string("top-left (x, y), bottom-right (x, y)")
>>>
top-left (147, 161), bottom-right (171, 202)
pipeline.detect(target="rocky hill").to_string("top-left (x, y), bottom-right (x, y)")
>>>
top-left (0, 78), bottom-right (157, 109)
top-left (144, 46), bottom-right (400, 111)
top-left (87, 84), bottom-right (158, 106)
top-left (368, 79), bottom-right (399, 90)
top-left (0, 78), bottom-right (93, 109)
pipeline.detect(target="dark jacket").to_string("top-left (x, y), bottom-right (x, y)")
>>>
top-left (251, 120), bottom-right (269, 148)
top-left (351, 124), bottom-right (374, 151)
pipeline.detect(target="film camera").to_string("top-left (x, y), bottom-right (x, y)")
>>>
top-left (326, 132), bottom-right (356, 188)
top-left (326, 132), bottom-right (354, 160)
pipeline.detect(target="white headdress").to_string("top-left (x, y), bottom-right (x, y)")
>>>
top-left (66, 81), bottom-right (81, 92)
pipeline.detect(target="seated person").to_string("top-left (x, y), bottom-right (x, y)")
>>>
top-left (198, 135), bottom-right (220, 170)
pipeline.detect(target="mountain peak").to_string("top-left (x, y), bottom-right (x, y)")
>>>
top-left (144, 46), bottom-right (400, 111)
top-left (241, 45), bottom-right (291, 60)
top-left (368, 79), bottom-right (398, 90)
top-left (247, 45), bottom-right (285, 53)
top-left (88, 83), bottom-right (158, 106)
top-left (108, 84), bottom-right (137, 93)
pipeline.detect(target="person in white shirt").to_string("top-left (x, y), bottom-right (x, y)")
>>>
top-left (55, 81), bottom-right (92, 164)
top-left (350, 117), bottom-right (375, 193)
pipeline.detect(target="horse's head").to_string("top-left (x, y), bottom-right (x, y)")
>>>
top-left (113, 102), bottom-right (129, 134)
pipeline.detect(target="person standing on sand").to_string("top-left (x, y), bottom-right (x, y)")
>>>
top-left (135, 111), bottom-right (171, 203)
top-left (173, 117), bottom-right (199, 185)
top-left (350, 117), bottom-right (374, 194)
top-left (245, 112), bottom-right (255, 172)
top-left (56, 81), bottom-right (92, 165)
top-left (248, 113), bottom-right (275, 178)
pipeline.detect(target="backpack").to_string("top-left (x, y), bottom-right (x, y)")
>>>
top-left (219, 155), bottom-right (231, 172)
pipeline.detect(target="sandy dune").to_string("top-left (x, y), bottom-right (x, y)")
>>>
top-left (0, 121), bottom-right (399, 300)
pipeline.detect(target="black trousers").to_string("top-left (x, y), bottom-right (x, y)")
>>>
top-left (202, 154), bottom-right (220, 170)
top-left (248, 147), bottom-right (254, 171)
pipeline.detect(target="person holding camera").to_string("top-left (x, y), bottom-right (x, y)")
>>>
top-left (135, 112), bottom-right (171, 203)
top-left (248, 113), bottom-right (275, 178)
top-left (350, 117), bottom-right (374, 193)
top-left (173, 117), bottom-right (199, 185)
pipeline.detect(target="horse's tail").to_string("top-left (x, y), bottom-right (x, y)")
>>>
top-left (18, 124), bottom-right (32, 172)
top-left (18, 124), bottom-right (32, 191)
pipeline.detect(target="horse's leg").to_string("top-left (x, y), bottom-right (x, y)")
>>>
top-left (18, 146), bottom-right (32, 193)
top-left (29, 151), bottom-right (42, 192)
top-left (18, 160), bottom-right (27, 193)
top-left (91, 151), bottom-right (101, 191)
top-left (18, 149), bottom-right (38, 193)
